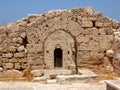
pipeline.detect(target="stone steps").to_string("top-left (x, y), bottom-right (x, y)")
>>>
top-left (56, 69), bottom-right (98, 84)
top-left (56, 74), bottom-right (98, 84)
top-left (42, 69), bottom-right (73, 78)
top-left (31, 69), bottom-right (99, 84)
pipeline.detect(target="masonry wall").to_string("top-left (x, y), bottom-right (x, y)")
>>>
top-left (0, 23), bottom-right (27, 70)
top-left (0, 7), bottom-right (119, 72)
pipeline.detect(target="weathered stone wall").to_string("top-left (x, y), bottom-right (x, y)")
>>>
top-left (113, 24), bottom-right (120, 72)
top-left (0, 23), bottom-right (27, 70)
top-left (0, 7), bottom-right (119, 72)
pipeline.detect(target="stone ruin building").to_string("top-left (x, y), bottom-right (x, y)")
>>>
top-left (0, 7), bottom-right (120, 74)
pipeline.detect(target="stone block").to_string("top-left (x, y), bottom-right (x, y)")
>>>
top-left (30, 70), bottom-right (44, 77)
top-left (15, 63), bottom-right (21, 69)
top-left (10, 58), bottom-right (19, 63)
top-left (81, 17), bottom-right (88, 21)
top-left (91, 28), bottom-right (99, 35)
top-left (12, 38), bottom-right (17, 43)
top-left (77, 43), bottom-right (88, 50)
top-left (99, 28), bottom-right (106, 35)
top-left (77, 51), bottom-right (91, 61)
top-left (13, 37), bottom-right (23, 44)
top-left (6, 24), bottom-right (19, 33)
top-left (19, 58), bottom-right (27, 63)
top-left (104, 22), bottom-right (112, 27)
top-left (87, 17), bottom-right (98, 21)
top-left (26, 44), bottom-right (43, 53)
top-left (31, 59), bottom-right (43, 66)
top-left (14, 52), bottom-right (25, 58)
top-left (9, 32), bottom-right (17, 37)
top-left (95, 21), bottom-right (103, 27)
top-left (17, 37), bottom-right (23, 44)
top-left (21, 63), bottom-right (27, 69)
top-left (82, 28), bottom-right (92, 35)
top-left (66, 20), bottom-right (84, 36)
top-left (20, 32), bottom-right (26, 39)
top-left (2, 58), bottom-right (10, 63)
top-left (0, 47), bottom-right (3, 52)
top-left (0, 67), bottom-right (3, 72)
top-left (3, 63), bottom-right (14, 69)
top-left (18, 26), bottom-right (26, 32)
top-left (77, 41), bottom-right (100, 51)
top-left (105, 49), bottom-right (114, 58)
top-left (99, 35), bottom-right (113, 50)
top-left (57, 74), bottom-right (98, 84)
top-left (46, 79), bottom-right (57, 84)
top-left (88, 42), bottom-right (99, 50)
top-left (82, 21), bottom-right (93, 28)
top-left (105, 35), bottom-right (113, 42)
top-left (32, 76), bottom-right (46, 83)
top-left (17, 45), bottom-right (25, 51)
top-left (76, 36), bottom-right (90, 42)
top-left (82, 28), bottom-right (99, 35)
top-left (26, 27), bottom-right (41, 43)
top-left (2, 53), bottom-right (13, 58)
top-left (90, 51), bottom-right (104, 60)
top-left (43, 70), bottom-right (72, 78)
top-left (9, 46), bottom-right (17, 52)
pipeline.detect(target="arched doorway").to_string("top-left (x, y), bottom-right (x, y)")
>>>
top-left (44, 30), bottom-right (75, 69)
top-left (54, 48), bottom-right (63, 68)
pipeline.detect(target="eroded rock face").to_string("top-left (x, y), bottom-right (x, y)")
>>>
top-left (113, 53), bottom-right (120, 71)
top-left (113, 27), bottom-right (120, 71)
top-left (0, 7), bottom-right (119, 73)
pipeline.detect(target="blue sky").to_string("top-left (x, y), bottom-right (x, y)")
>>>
top-left (0, 0), bottom-right (120, 26)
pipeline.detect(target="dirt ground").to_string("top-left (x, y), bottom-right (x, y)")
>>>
top-left (0, 69), bottom-right (119, 90)
top-left (0, 81), bottom-right (106, 90)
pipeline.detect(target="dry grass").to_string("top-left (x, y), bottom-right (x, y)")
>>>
top-left (23, 66), bottom-right (33, 81)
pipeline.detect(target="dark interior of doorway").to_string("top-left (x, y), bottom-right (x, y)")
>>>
top-left (54, 48), bottom-right (62, 68)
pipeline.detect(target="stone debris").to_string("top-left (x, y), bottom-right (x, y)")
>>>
top-left (46, 79), bottom-right (57, 84)
top-left (29, 69), bottom-right (99, 84)
top-left (43, 70), bottom-right (72, 78)
top-left (56, 74), bottom-right (98, 84)
top-left (32, 76), bottom-right (46, 83)
top-left (30, 70), bottom-right (44, 77)
top-left (55, 69), bottom-right (98, 84)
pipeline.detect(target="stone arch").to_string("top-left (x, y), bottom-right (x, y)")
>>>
top-left (34, 16), bottom-right (83, 44)
top-left (44, 30), bottom-right (75, 69)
